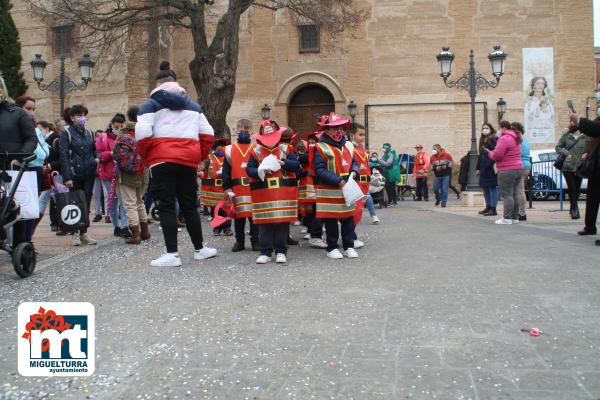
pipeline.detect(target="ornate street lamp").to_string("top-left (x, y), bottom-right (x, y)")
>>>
top-left (261, 104), bottom-right (271, 120)
top-left (436, 45), bottom-right (507, 191)
top-left (347, 100), bottom-right (357, 123)
top-left (497, 98), bottom-right (507, 123)
top-left (30, 53), bottom-right (95, 115)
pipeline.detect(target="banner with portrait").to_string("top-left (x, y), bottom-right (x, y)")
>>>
top-left (523, 48), bottom-right (555, 144)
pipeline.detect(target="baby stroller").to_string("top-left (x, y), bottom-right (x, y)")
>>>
top-left (0, 153), bottom-right (37, 278)
top-left (370, 167), bottom-right (387, 209)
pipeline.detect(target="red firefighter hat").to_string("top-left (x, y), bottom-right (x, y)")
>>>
top-left (322, 112), bottom-right (350, 129)
top-left (316, 114), bottom-right (329, 130)
top-left (253, 120), bottom-right (281, 148)
top-left (414, 144), bottom-right (423, 149)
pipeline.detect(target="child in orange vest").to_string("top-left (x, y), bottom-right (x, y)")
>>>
top-left (313, 113), bottom-right (360, 259)
top-left (246, 121), bottom-right (300, 264)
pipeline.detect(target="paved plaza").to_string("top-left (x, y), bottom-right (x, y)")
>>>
top-left (1, 201), bottom-right (599, 399)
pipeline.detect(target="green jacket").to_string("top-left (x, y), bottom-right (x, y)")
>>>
top-left (380, 149), bottom-right (400, 183)
top-left (555, 131), bottom-right (589, 172)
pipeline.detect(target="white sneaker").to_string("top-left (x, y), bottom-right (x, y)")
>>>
top-left (304, 233), bottom-right (311, 240)
top-left (256, 255), bottom-right (272, 264)
top-left (158, 226), bottom-right (182, 232)
top-left (511, 219), bottom-right (520, 224)
top-left (301, 227), bottom-right (308, 234)
top-left (151, 253), bottom-right (182, 267)
top-left (495, 218), bottom-right (513, 225)
top-left (353, 239), bottom-right (364, 249)
top-left (275, 253), bottom-right (287, 263)
top-left (207, 216), bottom-right (213, 222)
top-left (293, 220), bottom-right (301, 226)
top-left (194, 246), bottom-right (217, 260)
top-left (80, 233), bottom-right (97, 245)
top-left (344, 248), bottom-right (359, 258)
top-left (371, 216), bottom-right (380, 224)
top-left (71, 234), bottom-right (81, 246)
top-left (327, 249), bottom-right (344, 259)
top-left (309, 238), bottom-right (328, 248)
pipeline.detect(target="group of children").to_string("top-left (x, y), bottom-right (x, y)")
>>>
top-left (199, 113), bottom-right (378, 264)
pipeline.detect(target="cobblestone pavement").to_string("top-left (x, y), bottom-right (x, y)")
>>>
top-left (1, 200), bottom-right (599, 400)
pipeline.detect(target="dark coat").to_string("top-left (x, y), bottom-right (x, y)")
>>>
top-left (313, 134), bottom-right (360, 186)
top-left (59, 125), bottom-right (98, 181)
top-left (0, 101), bottom-right (37, 156)
top-left (578, 117), bottom-right (600, 176)
top-left (476, 138), bottom-right (498, 188)
top-left (458, 153), bottom-right (470, 186)
top-left (44, 132), bottom-right (62, 172)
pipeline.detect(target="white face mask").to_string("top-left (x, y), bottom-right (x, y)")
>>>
top-left (431, 150), bottom-right (438, 156)
top-left (482, 128), bottom-right (491, 136)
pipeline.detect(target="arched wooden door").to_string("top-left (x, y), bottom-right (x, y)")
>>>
top-left (287, 85), bottom-right (335, 133)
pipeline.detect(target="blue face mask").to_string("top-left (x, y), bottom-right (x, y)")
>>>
top-left (596, 92), bottom-right (600, 102)
top-left (238, 132), bottom-right (251, 143)
top-left (215, 150), bottom-right (224, 157)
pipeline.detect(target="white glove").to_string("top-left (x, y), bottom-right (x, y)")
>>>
top-left (216, 168), bottom-right (223, 176)
top-left (227, 191), bottom-right (236, 199)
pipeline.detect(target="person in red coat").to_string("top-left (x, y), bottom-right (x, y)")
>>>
top-left (413, 144), bottom-right (430, 201)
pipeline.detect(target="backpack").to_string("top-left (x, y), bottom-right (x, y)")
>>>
top-left (113, 134), bottom-right (142, 173)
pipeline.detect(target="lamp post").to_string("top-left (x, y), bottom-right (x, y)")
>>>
top-left (30, 54), bottom-right (94, 116)
top-left (436, 45), bottom-right (507, 191)
top-left (261, 104), bottom-right (271, 120)
top-left (347, 100), bottom-right (357, 123)
top-left (497, 97), bottom-right (507, 123)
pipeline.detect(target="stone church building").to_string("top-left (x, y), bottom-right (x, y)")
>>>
top-left (10, 0), bottom-right (596, 156)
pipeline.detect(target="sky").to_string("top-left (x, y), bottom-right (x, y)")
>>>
top-left (594, 0), bottom-right (600, 47)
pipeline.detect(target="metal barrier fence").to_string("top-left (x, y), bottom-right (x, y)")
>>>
top-left (527, 159), bottom-right (564, 211)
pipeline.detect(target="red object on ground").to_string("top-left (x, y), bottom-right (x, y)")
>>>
top-left (210, 198), bottom-right (235, 228)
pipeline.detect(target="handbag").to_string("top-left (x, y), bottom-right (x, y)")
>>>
top-left (53, 189), bottom-right (90, 232)
top-left (577, 146), bottom-right (599, 179)
top-left (6, 170), bottom-right (40, 220)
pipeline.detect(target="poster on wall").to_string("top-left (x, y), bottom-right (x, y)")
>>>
top-left (523, 48), bottom-right (555, 144)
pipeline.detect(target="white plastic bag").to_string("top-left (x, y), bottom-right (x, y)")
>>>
top-left (257, 154), bottom-right (282, 181)
top-left (342, 174), bottom-right (364, 207)
top-left (7, 171), bottom-right (40, 220)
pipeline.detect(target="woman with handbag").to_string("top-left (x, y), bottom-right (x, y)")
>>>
top-left (555, 126), bottom-right (588, 219)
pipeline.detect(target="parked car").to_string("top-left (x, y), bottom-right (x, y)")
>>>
top-left (529, 149), bottom-right (587, 200)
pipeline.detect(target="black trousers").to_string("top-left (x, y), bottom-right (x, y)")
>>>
top-left (385, 182), bottom-right (397, 204)
top-left (258, 222), bottom-right (288, 256)
top-left (234, 217), bottom-right (257, 244)
top-left (306, 203), bottom-right (324, 238)
top-left (72, 174), bottom-right (95, 234)
top-left (564, 171), bottom-right (583, 209)
top-left (416, 177), bottom-right (428, 200)
top-left (585, 176), bottom-right (600, 233)
top-left (323, 217), bottom-right (355, 251)
top-left (150, 163), bottom-right (204, 253)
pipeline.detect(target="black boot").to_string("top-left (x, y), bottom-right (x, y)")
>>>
top-left (478, 206), bottom-right (491, 215)
top-left (571, 206), bottom-right (580, 220)
top-left (232, 242), bottom-right (245, 252)
top-left (595, 240), bottom-right (600, 246)
top-left (483, 207), bottom-right (497, 216)
top-left (120, 227), bottom-right (132, 238)
top-left (113, 227), bottom-right (121, 237)
top-left (251, 241), bottom-right (259, 251)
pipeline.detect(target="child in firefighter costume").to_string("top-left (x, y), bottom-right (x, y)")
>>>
top-left (222, 119), bottom-right (258, 252)
top-left (246, 121), bottom-right (300, 264)
top-left (200, 138), bottom-right (232, 236)
top-left (313, 113), bottom-right (360, 259)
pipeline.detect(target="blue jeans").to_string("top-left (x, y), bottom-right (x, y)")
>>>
top-left (365, 194), bottom-right (377, 217)
top-left (433, 175), bottom-right (450, 203)
top-left (93, 177), bottom-right (103, 216)
top-left (100, 179), bottom-right (128, 228)
top-left (482, 186), bottom-right (499, 208)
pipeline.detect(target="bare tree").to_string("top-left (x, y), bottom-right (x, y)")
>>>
top-left (24, 0), bottom-right (369, 136)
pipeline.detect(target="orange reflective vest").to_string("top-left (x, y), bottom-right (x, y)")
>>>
top-left (354, 146), bottom-right (371, 195)
top-left (315, 141), bottom-right (356, 219)
top-left (200, 153), bottom-right (224, 207)
top-left (225, 143), bottom-right (253, 218)
top-left (249, 144), bottom-right (298, 224)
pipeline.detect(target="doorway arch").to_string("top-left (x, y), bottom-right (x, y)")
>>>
top-left (287, 85), bottom-right (335, 133)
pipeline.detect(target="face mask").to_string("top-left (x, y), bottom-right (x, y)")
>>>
top-left (332, 130), bottom-right (343, 142)
top-left (113, 129), bottom-right (123, 136)
top-left (75, 116), bottom-right (87, 127)
top-left (596, 92), bottom-right (600, 102)
top-left (215, 150), bottom-right (224, 157)
top-left (26, 111), bottom-right (36, 120)
top-left (482, 128), bottom-right (491, 136)
top-left (238, 132), bottom-right (251, 142)
top-left (431, 150), bottom-right (438, 156)
top-left (308, 143), bottom-right (316, 148)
